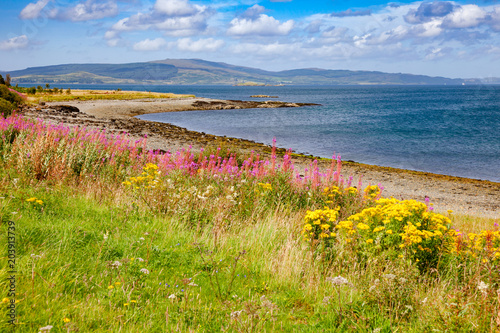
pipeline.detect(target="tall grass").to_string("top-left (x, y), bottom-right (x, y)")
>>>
top-left (1, 113), bottom-right (500, 332)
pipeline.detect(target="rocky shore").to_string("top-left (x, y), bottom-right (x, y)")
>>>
top-left (17, 97), bottom-right (500, 218)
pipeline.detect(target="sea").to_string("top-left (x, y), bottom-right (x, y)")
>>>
top-left (33, 84), bottom-right (500, 182)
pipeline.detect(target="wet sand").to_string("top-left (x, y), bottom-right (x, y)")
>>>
top-left (18, 97), bottom-right (500, 219)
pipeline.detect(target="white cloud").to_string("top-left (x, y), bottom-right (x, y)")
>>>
top-left (0, 35), bottom-right (29, 50)
top-left (175, 38), bottom-right (224, 52)
top-left (106, 0), bottom-right (212, 38)
top-left (61, 0), bottom-right (119, 22)
top-left (154, 0), bottom-right (197, 17)
top-left (19, 0), bottom-right (51, 20)
top-left (442, 5), bottom-right (487, 29)
top-left (228, 14), bottom-right (294, 36)
top-left (133, 38), bottom-right (167, 51)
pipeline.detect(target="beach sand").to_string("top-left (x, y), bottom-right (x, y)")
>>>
top-left (18, 97), bottom-right (500, 219)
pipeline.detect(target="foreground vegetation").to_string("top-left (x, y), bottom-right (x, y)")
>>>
top-left (1, 113), bottom-right (499, 332)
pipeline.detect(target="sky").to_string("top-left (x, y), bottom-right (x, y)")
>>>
top-left (1, 0), bottom-right (500, 79)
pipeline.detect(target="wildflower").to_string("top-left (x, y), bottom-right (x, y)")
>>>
top-left (108, 285), bottom-right (114, 289)
top-left (31, 254), bottom-right (42, 260)
top-left (478, 281), bottom-right (489, 295)
top-left (322, 296), bottom-right (331, 305)
top-left (103, 233), bottom-right (108, 241)
top-left (131, 300), bottom-right (137, 303)
top-left (357, 223), bottom-right (370, 230)
top-left (168, 294), bottom-right (176, 299)
top-left (366, 239), bottom-right (374, 244)
top-left (188, 282), bottom-right (198, 286)
top-left (114, 282), bottom-right (121, 286)
top-left (26, 197), bottom-right (36, 202)
top-left (2, 298), bottom-right (9, 303)
top-left (136, 257), bottom-right (145, 262)
top-left (124, 303), bottom-right (130, 306)
top-left (140, 268), bottom-right (150, 274)
top-left (382, 274), bottom-right (396, 280)
top-left (327, 276), bottom-right (350, 286)
top-left (111, 261), bottom-right (122, 268)
top-left (36, 200), bottom-right (43, 205)
top-left (39, 325), bottom-right (53, 332)
top-left (63, 318), bottom-right (70, 323)
top-left (231, 310), bottom-right (243, 319)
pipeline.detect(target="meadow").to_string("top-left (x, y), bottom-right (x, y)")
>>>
top-left (1, 112), bottom-right (499, 332)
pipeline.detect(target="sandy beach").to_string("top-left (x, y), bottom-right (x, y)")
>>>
top-left (18, 97), bottom-right (500, 219)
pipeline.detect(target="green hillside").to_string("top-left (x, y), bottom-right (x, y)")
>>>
top-left (2, 58), bottom-right (469, 85)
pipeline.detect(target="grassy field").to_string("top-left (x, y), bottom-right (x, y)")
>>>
top-left (22, 89), bottom-right (195, 103)
top-left (1, 113), bottom-right (499, 332)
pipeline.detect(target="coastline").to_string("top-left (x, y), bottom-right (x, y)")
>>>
top-left (18, 97), bottom-right (500, 219)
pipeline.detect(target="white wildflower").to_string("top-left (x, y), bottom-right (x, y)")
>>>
top-left (144, 232), bottom-right (149, 236)
top-left (327, 276), bottom-right (350, 286)
top-left (31, 254), bottom-right (41, 260)
top-left (39, 325), bottom-right (53, 332)
top-left (103, 233), bottom-right (108, 241)
top-left (478, 281), bottom-right (489, 295)
top-left (136, 257), bottom-right (145, 262)
top-left (382, 274), bottom-right (396, 280)
top-left (421, 297), bottom-right (428, 304)
top-left (140, 268), bottom-right (150, 274)
top-left (372, 328), bottom-right (382, 333)
top-left (231, 310), bottom-right (243, 319)
top-left (322, 296), bottom-right (331, 305)
top-left (111, 261), bottom-right (122, 268)
top-left (139, 237), bottom-right (145, 241)
top-left (260, 295), bottom-right (266, 301)
top-left (188, 282), bottom-right (198, 287)
top-left (168, 294), bottom-right (176, 299)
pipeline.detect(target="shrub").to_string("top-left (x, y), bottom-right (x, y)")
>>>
top-left (0, 84), bottom-right (23, 105)
top-left (0, 98), bottom-right (15, 117)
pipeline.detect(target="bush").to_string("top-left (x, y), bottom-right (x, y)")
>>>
top-left (0, 84), bottom-right (23, 105)
top-left (0, 98), bottom-right (15, 117)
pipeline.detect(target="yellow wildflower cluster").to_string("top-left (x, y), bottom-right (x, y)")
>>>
top-left (364, 185), bottom-right (382, 200)
top-left (302, 207), bottom-right (340, 242)
top-left (257, 183), bottom-right (272, 191)
top-left (451, 228), bottom-right (500, 263)
top-left (26, 197), bottom-right (43, 205)
top-left (123, 163), bottom-right (159, 189)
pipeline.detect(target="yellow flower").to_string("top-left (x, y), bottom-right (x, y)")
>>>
top-left (366, 239), bottom-right (374, 244)
top-left (386, 230), bottom-right (393, 235)
top-left (124, 303), bottom-right (130, 306)
top-left (2, 298), bottom-right (9, 304)
top-left (130, 300), bottom-right (137, 303)
top-left (36, 200), bottom-right (43, 205)
top-left (108, 285), bottom-right (114, 289)
top-left (357, 223), bottom-right (370, 230)
top-left (26, 197), bottom-right (36, 202)
top-left (115, 282), bottom-right (121, 285)
top-left (63, 318), bottom-right (70, 323)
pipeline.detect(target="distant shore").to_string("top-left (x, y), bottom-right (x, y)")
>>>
top-left (18, 95), bottom-right (500, 218)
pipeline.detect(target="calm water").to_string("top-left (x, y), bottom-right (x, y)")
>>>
top-left (44, 84), bottom-right (500, 182)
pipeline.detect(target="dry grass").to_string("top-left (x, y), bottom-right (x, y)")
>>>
top-left (26, 89), bottom-right (194, 103)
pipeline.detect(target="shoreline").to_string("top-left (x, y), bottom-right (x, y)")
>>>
top-left (17, 97), bottom-right (500, 219)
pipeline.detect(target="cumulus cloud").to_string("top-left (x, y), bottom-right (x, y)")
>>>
top-left (19, 0), bottom-right (119, 21)
top-left (19, 0), bottom-right (51, 19)
top-left (0, 35), bottom-right (29, 50)
top-left (133, 37), bottom-right (167, 51)
top-left (404, 2), bottom-right (456, 24)
top-left (241, 4), bottom-right (266, 19)
top-left (106, 0), bottom-right (212, 38)
top-left (154, 0), bottom-right (197, 17)
top-left (228, 12), bottom-right (294, 36)
top-left (175, 38), bottom-right (224, 52)
top-left (60, 0), bottom-right (119, 22)
top-left (442, 5), bottom-right (487, 28)
top-left (330, 9), bottom-right (372, 18)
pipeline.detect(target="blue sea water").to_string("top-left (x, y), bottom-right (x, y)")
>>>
top-left (43, 84), bottom-right (500, 182)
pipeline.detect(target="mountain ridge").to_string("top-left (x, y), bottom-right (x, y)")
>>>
top-left (2, 58), bottom-right (491, 85)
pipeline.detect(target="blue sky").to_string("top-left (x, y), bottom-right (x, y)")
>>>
top-left (1, 0), bottom-right (499, 78)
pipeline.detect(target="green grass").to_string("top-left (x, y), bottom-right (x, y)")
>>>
top-left (1, 114), bottom-right (500, 332)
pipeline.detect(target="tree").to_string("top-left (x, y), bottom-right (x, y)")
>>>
top-left (5, 74), bottom-right (11, 86)
top-left (0, 75), bottom-right (5, 85)
top-left (45, 83), bottom-right (50, 89)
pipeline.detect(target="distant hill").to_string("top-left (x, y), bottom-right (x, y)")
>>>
top-left (1, 58), bottom-right (484, 85)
